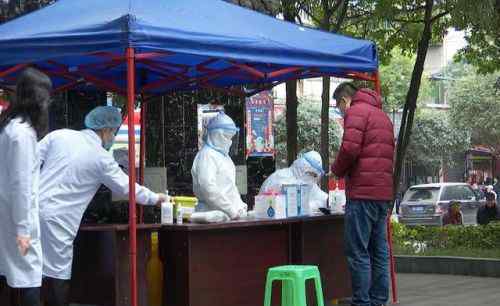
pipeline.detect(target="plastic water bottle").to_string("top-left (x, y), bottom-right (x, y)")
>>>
top-left (176, 206), bottom-right (183, 225)
top-left (331, 187), bottom-right (343, 213)
top-left (161, 191), bottom-right (173, 224)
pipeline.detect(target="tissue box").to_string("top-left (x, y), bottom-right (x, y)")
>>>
top-left (254, 194), bottom-right (286, 219)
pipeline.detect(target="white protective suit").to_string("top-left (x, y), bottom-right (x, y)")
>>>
top-left (259, 151), bottom-right (328, 213)
top-left (191, 112), bottom-right (247, 221)
top-left (0, 118), bottom-right (43, 288)
top-left (38, 129), bottom-right (159, 280)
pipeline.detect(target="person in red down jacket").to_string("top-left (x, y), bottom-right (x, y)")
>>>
top-left (331, 82), bottom-right (394, 306)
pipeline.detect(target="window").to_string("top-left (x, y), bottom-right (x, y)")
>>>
top-left (403, 187), bottom-right (440, 202)
top-left (430, 80), bottom-right (446, 104)
top-left (440, 185), bottom-right (475, 201)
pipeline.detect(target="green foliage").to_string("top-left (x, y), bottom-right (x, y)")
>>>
top-left (343, 0), bottom-right (449, 64)
top-left (274, 99), bottom-right (341, 165)
top-left (379, 49), bottom-right (432, 112)
top-left (343, 0), bottom-right (499, 73)
top-left (227, 0), bottom-right (281, 15)
top-left (447, 63), bottom-right (500, 151)
top-left (392, 221), bottom-right (500, 258)
top-left (406, 109), bottom-right (470, 172)
top-left (451, 0), bottom-right (500, 74)
top-left (0, 0), bottom-right (55, 23)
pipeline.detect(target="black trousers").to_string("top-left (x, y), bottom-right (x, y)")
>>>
top-left (0, 276), bottom-right (41, 306)
top-left (43, 277), bottom-right (70, 306)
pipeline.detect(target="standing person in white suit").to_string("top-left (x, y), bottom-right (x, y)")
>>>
top-left (38, 106), bottom-right (167, 306)
top-left (191, 112), bottom-right (248, 221)
top-left (0, 68), bottom-right (52, 306)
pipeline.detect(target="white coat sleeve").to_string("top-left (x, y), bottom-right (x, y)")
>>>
top-left (196, 152), bottom-right (240, 219)
top-left (9, 129), bottom-right (36, 237)
top-left (99, 153), bottom-right (159, 206)
top-left (308, 184), bottom-right (328, 211)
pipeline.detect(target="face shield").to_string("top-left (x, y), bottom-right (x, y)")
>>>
top-left (292, 151), bottom-right (325, 185)
top-left (205, 112), bottom-right (240, 157)
top-left (303, 153), bottom-right (325, 176)
top-left (228, 130), bottom-right (240, 157)
top-left (303, 170), bottom-right (320, 184)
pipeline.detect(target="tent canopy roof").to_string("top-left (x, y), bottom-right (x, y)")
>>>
top-left (0, 0), bottom-right (378, 94)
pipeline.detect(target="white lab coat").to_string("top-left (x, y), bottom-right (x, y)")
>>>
top-left (0, 118), bottom-right (43, 288)
top-left (38, 129), bottom-right (159, 280)
top-left (191, 146), bottom-right (247, 220)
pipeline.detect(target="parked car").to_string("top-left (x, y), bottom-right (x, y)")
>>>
top-left (399, 183), bottom-right (483, 226)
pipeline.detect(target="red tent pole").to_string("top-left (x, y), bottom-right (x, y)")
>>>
top-left (387, 213), bottom-right (398, 304)
top-left (126, 47), bottom-right (138, 306)
top-left (138, 99), bottom-right (147, 223)
top-left (374, 71), bottom-right (398, 304)
top-left (374, 71), bottom-right (381, 95)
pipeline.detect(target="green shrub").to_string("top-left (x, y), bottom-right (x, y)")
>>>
top-left (391, 222), bottom-right (500, 256)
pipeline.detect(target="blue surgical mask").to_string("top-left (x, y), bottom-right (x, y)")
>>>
top-left (103, 136), bottom-right (115, 151)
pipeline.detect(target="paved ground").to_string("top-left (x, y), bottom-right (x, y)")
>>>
top-left (72, 273), bottom-right (500, 306)
top-left (393, 273), bottom-right (500, 306)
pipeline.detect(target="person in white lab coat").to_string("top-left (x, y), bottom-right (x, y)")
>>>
top-left (191, 112), bottom-right (247, 221)
top-left (0, 68), bottom-right (51, 306)
top-left (259, 151), bottom-right (328, 213)
top-left (38, 106), bottom-right (167, 306)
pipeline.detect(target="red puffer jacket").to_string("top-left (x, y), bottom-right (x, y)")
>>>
top-left (331, 89), bottom-right (394, 201)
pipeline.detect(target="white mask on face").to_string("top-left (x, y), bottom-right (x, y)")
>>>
top-left (208, 129), bottom-right (234, 155)
top-left (301, 173), bottom-right (319, 185)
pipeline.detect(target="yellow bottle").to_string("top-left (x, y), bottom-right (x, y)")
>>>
top-left (147, 232), bottom-right (164, 306)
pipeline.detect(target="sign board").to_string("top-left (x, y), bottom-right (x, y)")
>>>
top-left (245, 91), bottom-right (274, 157)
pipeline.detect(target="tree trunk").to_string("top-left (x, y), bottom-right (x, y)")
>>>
top-left (320, 76), bottom-right (330, 190)
top-left (286, 80), bottom-right (298, 166)
top-left (393, 0), bottom-right (435, 198)
top-left (318, 0), bottom-right (347, 190)
top-left (283, 1), bottom-right (298, 166)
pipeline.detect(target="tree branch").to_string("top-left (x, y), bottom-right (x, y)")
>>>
top-left (333, 0), bottom-right (349, 33)
top-left (301, 4), bottom-right (322, 26)
top-left (345, 9), bottom-right (372, 19)
top-left (329, 0), bottom-right (344, 16)
top-left (258, 0), bottom-right (272, 13)
top-left (431, 10), bottom-right (451, 22)
top-left (392, 18), bottom-right (424, 24)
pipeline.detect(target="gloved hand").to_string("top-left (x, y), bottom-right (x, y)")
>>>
top-left (156, 193), bottom-right (170, 207)
top-left (16, 235), bottom-right (31, 256)
top-left (236, 202), bottom-right (248, 219)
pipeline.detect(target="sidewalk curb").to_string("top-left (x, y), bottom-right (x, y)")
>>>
top-left (396, 255), bottom-right (500, 278)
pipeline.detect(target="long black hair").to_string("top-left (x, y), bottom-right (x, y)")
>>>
top-left (0, 67), bottom-right (52, 139)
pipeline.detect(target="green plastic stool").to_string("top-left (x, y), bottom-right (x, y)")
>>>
top-left (264, 265), bottom-right (325, 306)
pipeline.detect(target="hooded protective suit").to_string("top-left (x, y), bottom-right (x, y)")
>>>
top-left (259, 151), bottom-right (328, 213)
top-left (0, 118), bottom-right (43, 288)
top-left (191, 112), bottom-right (247, 220)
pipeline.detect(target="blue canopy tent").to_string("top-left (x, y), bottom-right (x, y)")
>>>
top-left (0, 1), bottom-right (394, 305)
top-left (0, 0), bottom-right (379, 95)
